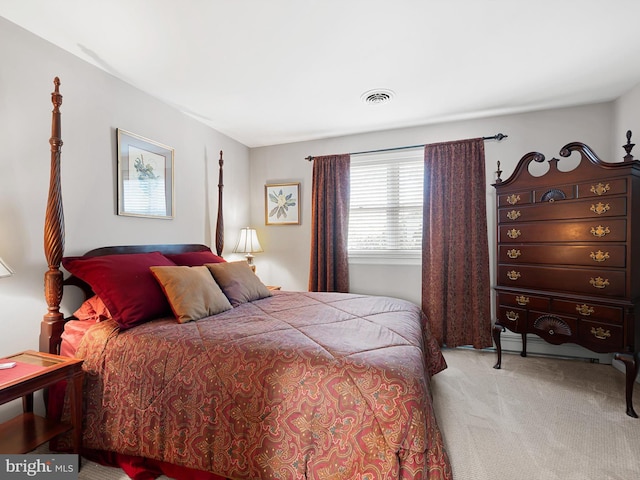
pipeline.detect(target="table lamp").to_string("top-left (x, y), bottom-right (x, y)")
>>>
top-left (232, 227), bottom-right (263, 272)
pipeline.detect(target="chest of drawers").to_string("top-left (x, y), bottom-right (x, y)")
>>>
top-left (492, 134), bottom-right (640, 417)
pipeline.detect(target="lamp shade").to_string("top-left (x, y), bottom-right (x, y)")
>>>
top-left (233, 228), bottom-right (264, 254)
top-left (0, 257), bottom-right (14, 278)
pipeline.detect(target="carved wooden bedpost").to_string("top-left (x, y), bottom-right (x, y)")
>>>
top-left (215, 150), bottom-right (224, 256)
top-left (40, 77), bottom-right (65, 354)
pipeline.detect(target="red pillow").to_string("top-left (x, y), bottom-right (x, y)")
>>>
top-left (62, 252), bottom-right (177, 329)
top-left (165, 250), bottom-right (225, 266)
top-left (73, 295), bottom-right (111, 322)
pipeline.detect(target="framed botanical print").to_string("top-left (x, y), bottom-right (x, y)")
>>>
top-left (265, 183), bottom-right (300, 225)
top-left (117, 128), bottom-right (174, 219)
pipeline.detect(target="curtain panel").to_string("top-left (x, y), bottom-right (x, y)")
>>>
top-left (422, 139), bottom-right (492, 348)
top-left (308, 154), bottom-right (350, 292)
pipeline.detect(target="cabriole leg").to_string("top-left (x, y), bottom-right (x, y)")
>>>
top-left (493, 324), bottom-right (505, 369)
top-left (613, 352), bottom-right (638, 418)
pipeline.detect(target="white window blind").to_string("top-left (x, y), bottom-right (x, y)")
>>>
top-left (348, 148), bottom-right (424, 255)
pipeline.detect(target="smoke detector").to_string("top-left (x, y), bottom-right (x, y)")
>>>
top-left (361, 88), bottom-right (395, 105)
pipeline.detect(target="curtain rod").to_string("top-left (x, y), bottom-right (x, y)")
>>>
top-left (305, 133), bottom-right (508, 161)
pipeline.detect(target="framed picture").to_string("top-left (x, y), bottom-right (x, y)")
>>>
top-left (117, 129), bottom-right (174, 219)
top-left (265, 183), bottom-right (301, 225)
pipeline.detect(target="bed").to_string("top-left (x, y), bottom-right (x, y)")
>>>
top-left (40, 78), bottom-right (452, 480)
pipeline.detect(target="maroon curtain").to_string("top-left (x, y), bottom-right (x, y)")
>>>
top-left (308, 154), bottom-right (350, 292)
top-left (422, 139), bottom-right (492, 348)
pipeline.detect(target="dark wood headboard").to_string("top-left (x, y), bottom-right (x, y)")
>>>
top-left (39, 78), bottom-right (226, 354)
top-left (62, 243), bottom-right (212, 301)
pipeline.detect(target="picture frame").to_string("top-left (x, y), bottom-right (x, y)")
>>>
top-left (265, 183), bottom-right (301, 225)
top-left (117, 129), bottom-right (174, 219)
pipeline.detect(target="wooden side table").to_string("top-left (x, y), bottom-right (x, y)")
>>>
top-left (0, 350), bottom-right (83, 454)
top-left (267, 285), bottom-right (281, 291)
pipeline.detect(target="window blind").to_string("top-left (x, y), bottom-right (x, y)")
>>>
top-left (348, 149), bottom-right (424, 253)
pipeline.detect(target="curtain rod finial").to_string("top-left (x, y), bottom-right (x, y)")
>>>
top-left (482, 133), bottom-right (508, 141)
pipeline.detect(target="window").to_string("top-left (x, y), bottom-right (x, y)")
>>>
top-left (348, 148), bottom-right (424, 262)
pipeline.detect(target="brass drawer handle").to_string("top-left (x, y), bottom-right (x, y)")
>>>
top-left (590, 202), bottom-right (610, 215)
top-left (507, 194), bottom-right (521, 205)
top-left (507, 271), bottom-right (521, 281)
top-left (589, 250), bottom-right (610, 263)
top-left (506, 210), bottom-right (521, 220)
top-left (507, 229), bottom-right (521, 239)
top-left (507, 249), bottom-right (521, 259)
top-left (590, 327), bottom-right (611, 340)
top-left (590, 225), bottom-right (610, 237)
top-left (589, 277), bottom-right (610, 289)
top-left (505, 311), bottom-right (519, 322)
top-left (515, 295), bottom-right (529, 306)
top-left (576, 304), bottom-right (595, 316)
top-left (590, 183), bottom-right (610, 196)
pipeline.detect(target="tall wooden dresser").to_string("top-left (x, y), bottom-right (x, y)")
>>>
top-left (492, 132), bottom-right (640, 417)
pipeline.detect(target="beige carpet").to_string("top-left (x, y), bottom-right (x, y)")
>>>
top-left (35, 348), bottom-right (639, 479)
top-left (431, 348), bottom-right (640, 480)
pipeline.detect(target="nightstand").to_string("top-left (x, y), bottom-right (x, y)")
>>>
top-left (267, 285), bottom-right (281, 291)
top-left (0, 350), bottom-right (83, 454)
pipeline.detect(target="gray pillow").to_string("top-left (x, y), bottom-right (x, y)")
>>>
top-left (206, 261), bottom-right (272, 306)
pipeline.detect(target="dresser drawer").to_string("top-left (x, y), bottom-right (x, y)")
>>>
top-left (497, 291), bottom-right (550, 310)
top-left (498, 191), bottom-right (532, 207)
top-left (552, 299), bottom-right (624, 325)
top-left (498, 245), bottom-right (626, 268)
top-left (498, 265), bottom-right (626, 297)
top-left (498, 197), bottom-right (626, 223)
top-left (499, 219), bottom-right (627, 243)
top-left (529, 310), bottom-right (578, 343)
top-left (577, 178), bottom-right (627, 198)
top-left (578, 320), bottom-right (624, 352)
top-left (497, 305), bottom-right (526, 332)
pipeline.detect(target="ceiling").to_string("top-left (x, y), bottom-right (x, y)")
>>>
top-left (2, 0), bottom-right (640, 148)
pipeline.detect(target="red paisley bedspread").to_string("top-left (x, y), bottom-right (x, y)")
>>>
top-left (75, 291), bottom-right (451, 479)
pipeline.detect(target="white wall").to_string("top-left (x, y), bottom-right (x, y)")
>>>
top-left (250, 102), bottom-right (620, 361)
top-left (613, 80), bottom-right (640, 160)
top-left (251, 102), bottom-right (614, 293)
top-left (0, 18), bottom-right (251, 419)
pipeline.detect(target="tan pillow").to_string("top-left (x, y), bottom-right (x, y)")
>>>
top-left (150, 265), bottom-right (232, 323)
top-left (206, 261), bottom-right (272, 306)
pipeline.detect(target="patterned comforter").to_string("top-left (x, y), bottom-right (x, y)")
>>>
top-left (75, 291), bottom-right (451, 479)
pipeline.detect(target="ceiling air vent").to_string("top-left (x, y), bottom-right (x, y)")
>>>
top-left (361, 89), bottom-right (395, 105)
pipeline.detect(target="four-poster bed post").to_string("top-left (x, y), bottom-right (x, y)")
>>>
top-left (216, 150), bottom-right (224, 256)
top-left (40, 77), bottom-right (65, 354)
